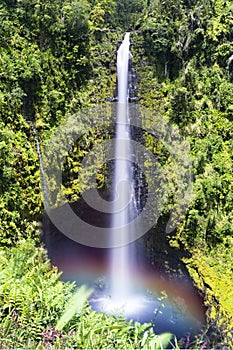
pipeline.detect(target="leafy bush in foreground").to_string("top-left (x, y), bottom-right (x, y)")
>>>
top-left (0, 240), bottom-right (174, 349)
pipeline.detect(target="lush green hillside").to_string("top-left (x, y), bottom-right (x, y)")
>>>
top-left (0, 0), bottom-right (233, 348)
top-left (131, 0), bottom-right (233, 342)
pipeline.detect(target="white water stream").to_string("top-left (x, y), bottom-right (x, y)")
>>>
top-left (110, 33), bottom-right (137, 305)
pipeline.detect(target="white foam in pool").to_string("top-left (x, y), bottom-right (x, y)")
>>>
top-left (91, 293), bottom-right (157, 318)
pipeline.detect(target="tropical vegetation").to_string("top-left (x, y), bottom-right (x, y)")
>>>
top-left (0, 0), bottom-right (233, 348)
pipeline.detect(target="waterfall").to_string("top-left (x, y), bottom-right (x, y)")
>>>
top-left (110, 33), bottom-right (137, 303)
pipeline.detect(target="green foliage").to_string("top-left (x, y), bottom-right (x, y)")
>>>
top-left (0, 240), bottom-right (75, 347)
top-left (0, 121), bottom-right (42, 245)
top-left (133, 2), bottom-right (233, 344)
top-left (89, 0), bottom-right (117, 30)
top-left (134, 0), bottom-right (233, 249)
top-left (0, 0), bottom-right (120, 246)
top-left (55, 285), bottom-right (93, 331)
top-left (116, 0), bottom-right (148, 30)
top-left (0, 0), bottom-right (233, 347)
top-left (0, 0), bottom-right (91, 127)
top-left (0, 241), bottom-right (178, 349)
top-left (141, 331), bottom-right (173, 349)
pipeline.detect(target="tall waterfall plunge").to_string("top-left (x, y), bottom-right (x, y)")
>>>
top-left (42, 33), bottom-right (207, 337)
top-left (110, 33), bottom-right (137, 304)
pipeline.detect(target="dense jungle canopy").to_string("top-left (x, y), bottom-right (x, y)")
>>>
top-left (0, 0), bottom-right (233, 348)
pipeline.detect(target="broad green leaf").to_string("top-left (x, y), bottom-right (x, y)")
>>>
top-left (143, 332), bottom-right (173, 350)
top-left (55, 285), bottom-right (93, 331)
